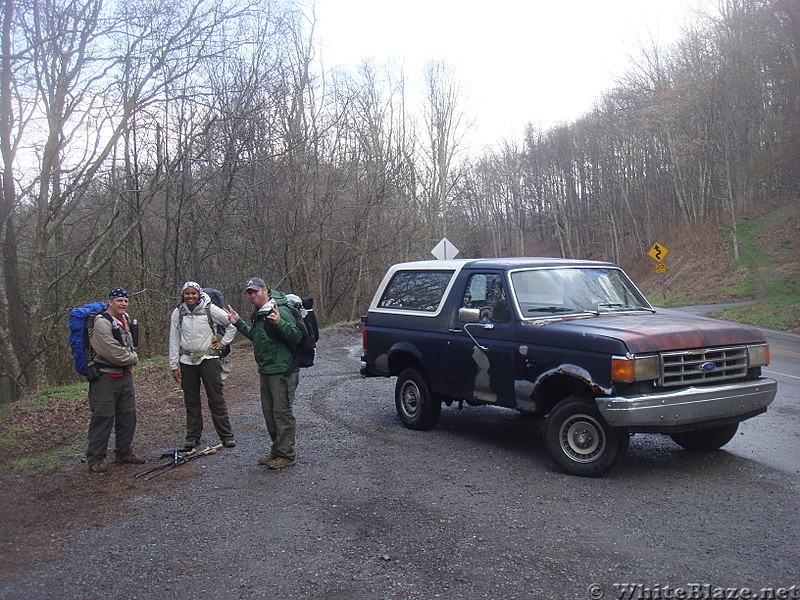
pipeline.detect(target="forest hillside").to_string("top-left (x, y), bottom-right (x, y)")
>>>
top-left (630, 198), bottom-right (799, 333)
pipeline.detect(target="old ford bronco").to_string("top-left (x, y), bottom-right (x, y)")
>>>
top-left (360, 258), bottom-right (777, 476)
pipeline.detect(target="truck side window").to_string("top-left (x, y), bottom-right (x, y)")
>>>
top-left (378, 270), bottom-right (454, 311)
top-left (462, 274), bottom-right (510, 323)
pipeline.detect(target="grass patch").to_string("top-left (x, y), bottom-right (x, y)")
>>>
top-left (715, 299), bottom-right (800, 331)
top-left (6, 444), bottom-right (84, 473)
top-left (0, 383), bottom-right (88, 473)
top-left (716, 207), bottom-right (800, 332)
top-left (0, 424), bottom-right (35, 452)
top-left (30, 382), bottom-right (88, 409)
top-left (0, 382), bottom-right (87, 418)
top-left (719, 277), bottom-right (756, 299)
top-left (646, 289), bottom-right (694, 307)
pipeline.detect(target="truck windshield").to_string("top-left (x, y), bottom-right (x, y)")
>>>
top-left (510, 267), bottom-right (653, 316)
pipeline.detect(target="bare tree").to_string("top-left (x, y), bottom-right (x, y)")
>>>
top-left (419, 61), bottom-right (470, 246)
top-left (0, 0), bottom-right (244, 397)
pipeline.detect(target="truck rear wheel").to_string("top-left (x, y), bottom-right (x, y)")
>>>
top-left (395, 368), bottom-right (441, 430)
top-left (545, 397), bottom-right (629, 477)
top-left (669, 423), bottom-right (738, 451)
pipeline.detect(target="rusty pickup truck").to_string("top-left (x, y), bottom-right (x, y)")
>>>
top-left (360, 258), bottom-right (777, 476)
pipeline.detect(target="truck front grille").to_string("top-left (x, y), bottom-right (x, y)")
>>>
top-left (660, 346), bottom-right (749, 388)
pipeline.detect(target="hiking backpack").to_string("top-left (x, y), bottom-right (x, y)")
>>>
top-left (177, 287), bottom-right (231, 358)
top-left (252, 294), bottom-right (319, 370)
top-left (285, 295), bottom-right (320, 368)
top-left (69, 302), bottom-right (136, 378)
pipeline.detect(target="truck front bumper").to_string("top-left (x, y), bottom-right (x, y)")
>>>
top-left (595, 378), bottom-right (777, 430)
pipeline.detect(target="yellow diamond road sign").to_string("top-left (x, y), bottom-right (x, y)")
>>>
top-left (648, 243), bottom-right (668, 262)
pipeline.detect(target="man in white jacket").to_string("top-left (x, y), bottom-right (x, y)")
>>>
top-left (169, 281), bottom-right (237, 450)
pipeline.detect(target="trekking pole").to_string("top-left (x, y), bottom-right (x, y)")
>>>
top-left (136, 447), bottom-right (203, 480)
top-left (142, 444), bottom-right (223, 480)
top-left (134, 448), bottom-right (193, 479)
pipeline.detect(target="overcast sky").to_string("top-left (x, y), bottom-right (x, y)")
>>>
top-left (313, 0), bottom-right (701, 148)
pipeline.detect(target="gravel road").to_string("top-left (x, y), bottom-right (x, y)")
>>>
top-left (1, 326), bottom-right (798, 600)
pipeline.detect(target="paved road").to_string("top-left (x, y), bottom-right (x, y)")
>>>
top-left (0, 324), bottom-right (797, 600)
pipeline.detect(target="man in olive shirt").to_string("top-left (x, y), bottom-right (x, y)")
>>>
top-left (86, 287), bottom-right (145, 473)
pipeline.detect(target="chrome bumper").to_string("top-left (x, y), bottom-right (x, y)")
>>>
top-left (595, 379), bottom-right (777, 429)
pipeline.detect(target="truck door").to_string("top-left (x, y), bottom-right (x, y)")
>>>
top-left (446, 272), bottom-right (517, 407)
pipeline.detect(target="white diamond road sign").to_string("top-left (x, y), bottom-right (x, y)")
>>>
top-left (431, 238), bottom-right (459, 260)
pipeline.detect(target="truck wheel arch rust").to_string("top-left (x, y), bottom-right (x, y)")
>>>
top-left (515, 363), bottom-right (613, 414)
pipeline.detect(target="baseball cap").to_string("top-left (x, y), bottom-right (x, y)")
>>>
top-left (245, 277), bottom-right (266, 291)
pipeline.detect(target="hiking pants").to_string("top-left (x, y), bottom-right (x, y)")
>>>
top-left (86, 373), bottom-right (136, 463)
top-left (259, 371), bottom-right (299, 459)
top-left (180, 358), bottom-right (233, 444)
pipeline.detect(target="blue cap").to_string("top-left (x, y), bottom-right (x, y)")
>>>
top-left (109, 287), bottom-right (129, 299)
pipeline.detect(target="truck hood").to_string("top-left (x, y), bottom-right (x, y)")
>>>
top-left (534, 311), bottom-right (766, 354)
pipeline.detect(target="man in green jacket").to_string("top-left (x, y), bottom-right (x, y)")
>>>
top-left (226, 277), bottom-right (302, 468)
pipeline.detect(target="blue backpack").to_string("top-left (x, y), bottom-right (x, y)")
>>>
top-left (68, 302), bottom-right (123, 377)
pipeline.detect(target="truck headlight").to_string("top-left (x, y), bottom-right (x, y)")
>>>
top-left (612, 355), bottom-right (660, 383)
top-left (747, 343), bottom-right (770, 367)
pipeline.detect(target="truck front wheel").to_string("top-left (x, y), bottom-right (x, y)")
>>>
top-left (395, 368), bottom-right (441, 430)
top-left (545, 397), bottom-right (629, 477)
top-left (669, 423), bottom-right (738, 451)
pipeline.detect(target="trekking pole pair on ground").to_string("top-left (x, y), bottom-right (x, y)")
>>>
top-left (134, 443), bottom-right (224, 480)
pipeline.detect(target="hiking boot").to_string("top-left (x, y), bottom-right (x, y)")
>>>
top-left (115, 453), bottom-right (145, 464)
top-left (88, 459), bottom-right (107, 474)
top-left (257, 454), bottom-right (277, 465)
top-left (183, 440), bottom-right (198, 451)
top-left (222, 438), bottom-right (237, 448)
top-left (267, 456), bottom-right (296, 469)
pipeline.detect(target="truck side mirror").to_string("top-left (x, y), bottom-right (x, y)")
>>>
top-left (459, 307), bottom-right (493, 352)
top-left (459, 307), bottom-right (480, 323)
